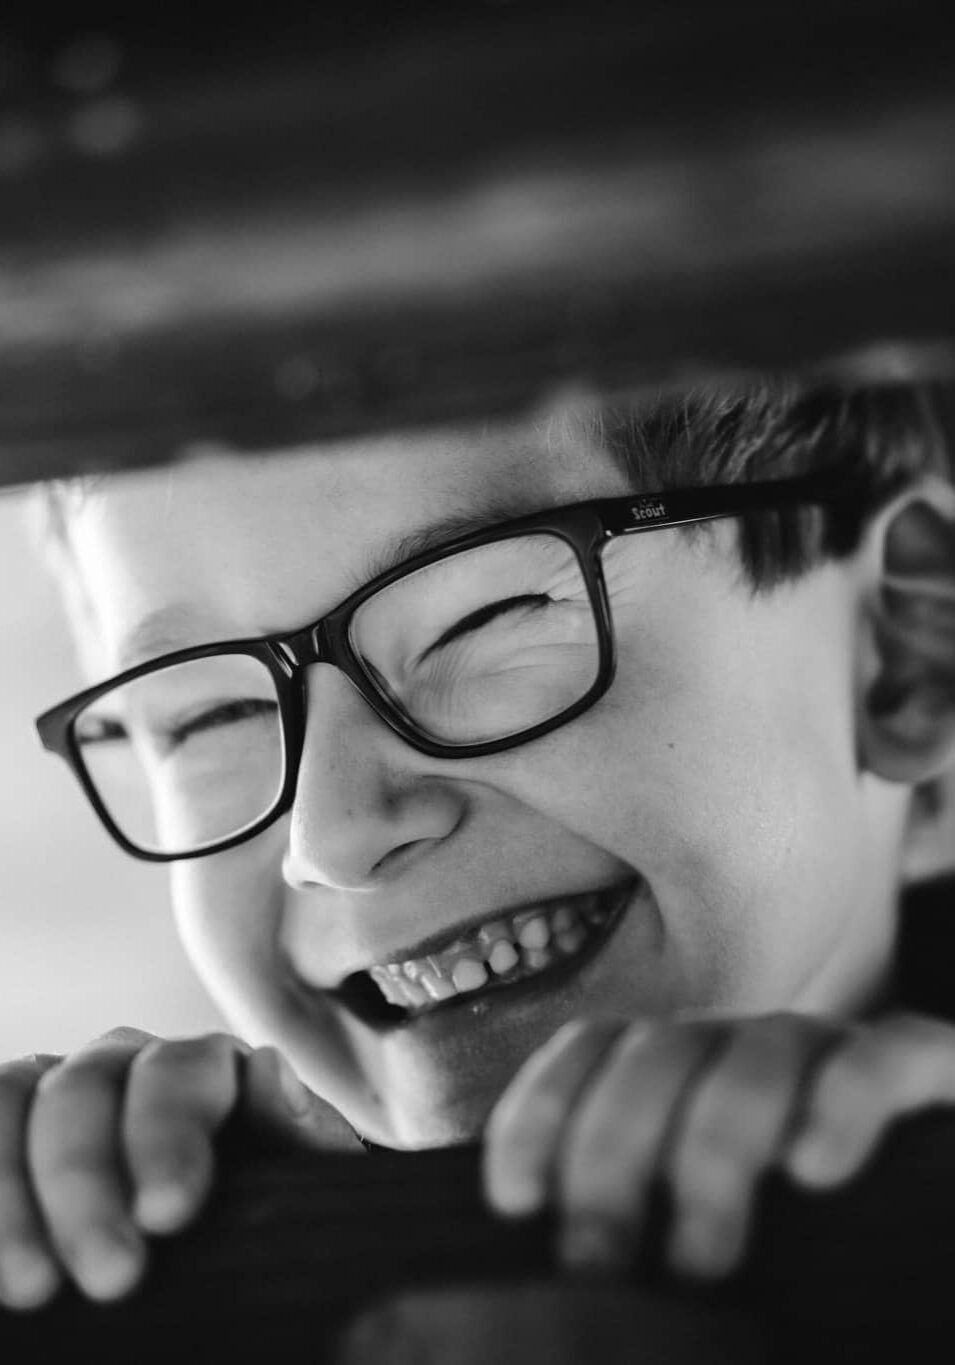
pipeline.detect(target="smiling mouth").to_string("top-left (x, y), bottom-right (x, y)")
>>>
top-left (325, 878), bottom-right (640, 1029)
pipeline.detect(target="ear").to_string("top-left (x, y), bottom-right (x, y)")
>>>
top-left (858, 475), bottom-right (955, 784)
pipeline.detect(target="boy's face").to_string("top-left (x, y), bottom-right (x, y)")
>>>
top-left (64, 413), bottom-right (909, 1146)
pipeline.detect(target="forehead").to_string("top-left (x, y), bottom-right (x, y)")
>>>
top-left (67, 408), bottom-right (628, 671)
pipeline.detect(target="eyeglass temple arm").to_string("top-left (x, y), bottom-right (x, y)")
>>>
top-left (597, 470), bottom-right (852, 537)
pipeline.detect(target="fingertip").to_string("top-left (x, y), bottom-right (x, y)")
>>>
top-left (782, 1136), bottom-right (825, 1184)
top-left (71, 1225), bottom-right (146, 1302)
top-left (133, 1179), bottom-right (199, 1234)
top-left (783, 1134), bottom-right (856, 1188)
top-left (666, 1212), bottom-right (744, 1280)
top-left (560, 1217), bottom-right (630, 1275)
top-left (483, 1164), bottom-right (545, 1219)
top-left (0, 1244), bottom-right (62, 1311)
top-left (131, 1133), bottom-right (213, 1235)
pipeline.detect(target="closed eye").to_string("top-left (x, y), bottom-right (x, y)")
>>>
top-left (418, 594), bottom-right (551, 662)
top-left (164, 697), bottom-right (278, 751)
top-left (75, 699), bottom-right (278, 755)
top-left (75, 714), bottom-right (127, 747)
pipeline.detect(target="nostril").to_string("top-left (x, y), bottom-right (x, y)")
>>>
top-left (370, 838), bottom-right (438, 879)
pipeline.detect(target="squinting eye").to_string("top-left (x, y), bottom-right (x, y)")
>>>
top-left (164, 697), bottom-right (278, 751)
top-left (419, 594), bottom-right (551, 662)
top-left (75, 714), bottom-right (128, 747)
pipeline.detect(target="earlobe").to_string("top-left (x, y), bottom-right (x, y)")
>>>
top-left (858, 476), bottom-right (955, 785)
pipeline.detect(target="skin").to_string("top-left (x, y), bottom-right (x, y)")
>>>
top-left (2, 406), bottom-right (954, 1309)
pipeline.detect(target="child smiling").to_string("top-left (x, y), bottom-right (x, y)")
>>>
top-left (2, 377), bottom-right (954, 1308)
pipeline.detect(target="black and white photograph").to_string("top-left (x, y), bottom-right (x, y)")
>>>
top-left (1, 4), bottom-right (954, 1360)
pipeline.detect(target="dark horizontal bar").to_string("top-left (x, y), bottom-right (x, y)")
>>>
top-left (2, 1), bottom-right (955, 485)
top-left (2, 1108), bottom-right (955, 1362)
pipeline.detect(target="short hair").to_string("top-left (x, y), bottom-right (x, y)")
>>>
top-left (33, 377), bottom-right (951, 592)
top-left (592, 377), bottom-right (952, 588)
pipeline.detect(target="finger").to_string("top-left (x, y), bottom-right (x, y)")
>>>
top-left (483, 1017), bottom-right (628, 1217)
top-left (27, 1031), bottom-right (154, 1301)
top-left (555, 1021), bottom-right (724, 1271)
top-left (0, 1055), bottom-right (63, 1310)
top-left (123, 1033), bottom-right (249, 1235)
top-left (241, 1047), bottom-right (367, 1153)
top-left (784, 1013), bottom-right (955, 1187)
top-left (665, 1013), bottom-right (834, 1278)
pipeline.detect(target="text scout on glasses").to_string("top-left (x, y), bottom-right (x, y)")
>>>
top-left (2, 378), bottom-right (955, 1316)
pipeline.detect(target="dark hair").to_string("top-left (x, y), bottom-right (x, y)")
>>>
top-left (595, 379), bottom-right (951, 588)
top-left (38, 378), bottom-right (950, 586)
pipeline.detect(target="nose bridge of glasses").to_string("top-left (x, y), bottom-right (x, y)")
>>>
top-left (276, 619), bottom-right (332, 669)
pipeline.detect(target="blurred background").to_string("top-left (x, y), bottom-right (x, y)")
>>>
top-left (0, 489), bottom-right (222, 1058)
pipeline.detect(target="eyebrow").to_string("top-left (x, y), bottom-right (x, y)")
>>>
top-left (347, 486), bottom-right (566, 591)
top-left (115, 603), bottom-right (234, 671)
top-left (114, 485), bottom-right (565, 671)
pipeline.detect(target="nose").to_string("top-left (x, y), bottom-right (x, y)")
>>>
top-left (282, 664), bottom-right (465, 892)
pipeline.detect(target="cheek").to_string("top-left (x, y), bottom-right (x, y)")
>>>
top-left (170, 829), bottom-right (288, 1038)
top-left (489, 602), bottom-right (865, 999)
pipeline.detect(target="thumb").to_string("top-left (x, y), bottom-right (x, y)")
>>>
top-left (241, 1046), bottom-right (367, 1153)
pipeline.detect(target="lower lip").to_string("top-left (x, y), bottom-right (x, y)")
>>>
top-left (318, 878), bottom-right (642, 1033)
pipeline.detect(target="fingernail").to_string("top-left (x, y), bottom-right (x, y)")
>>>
top-left (73, 1226), bottom-right (144, 1301)
top-left (271, 1049), bottom-right (312, 1117)
top-left (561, 1218), bottom-right (629, 1273)
top-left (0, 1243), bottom-right (60, 1310)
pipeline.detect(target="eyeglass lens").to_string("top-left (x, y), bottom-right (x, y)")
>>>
top-left (72, 533), bottom-right (600, 855)
top-left (73, 654), bottom-right (286, 855)
top-left (349, 533), bottom-right (600, 743)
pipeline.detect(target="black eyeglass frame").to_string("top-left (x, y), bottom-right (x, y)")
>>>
top-left (35, 470), bottom-right (851, 862)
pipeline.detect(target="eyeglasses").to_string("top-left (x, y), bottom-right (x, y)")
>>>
top-left (35, 471), bottom-right (849, 862)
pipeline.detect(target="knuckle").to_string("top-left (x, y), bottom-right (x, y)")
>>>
top-left (135, 1032), bottom-right (239, 1080)
top-left (0, 1055), bottom-right (61, 1098)
top-left (35, 1056), bottom-right (113, 1107)
top-left (23, 1053), bottom-right (63, 1071)
top-left (135, 1038), bottom-right (203, 1074)
top-left (97, 1026), bottom-right (156, 1049)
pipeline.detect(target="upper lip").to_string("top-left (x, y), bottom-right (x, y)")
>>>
top-left (342, 876), bottom-right (640, 979)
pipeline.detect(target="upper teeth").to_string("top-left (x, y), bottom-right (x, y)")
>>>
top-left (367, 890), bottom-right (618, 1012)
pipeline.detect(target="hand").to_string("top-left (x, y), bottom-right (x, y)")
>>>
top-left (0, 1027), bottom-right (361, 1310)
top-left (483, 1011), bottom-right (955, 1279)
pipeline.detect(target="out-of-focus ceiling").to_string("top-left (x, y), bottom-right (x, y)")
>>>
top-left (2, 1), bottom-right (955, 485)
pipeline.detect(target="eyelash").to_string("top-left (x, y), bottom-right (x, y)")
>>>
top-left (78, 698), bottom-right (277, 755)
top-left (420, 594), bottom-right (551, 661)
top-left (161, 697), bottom-right (277, 752)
